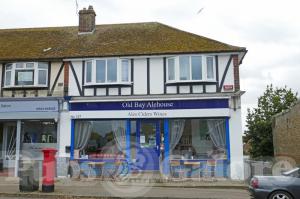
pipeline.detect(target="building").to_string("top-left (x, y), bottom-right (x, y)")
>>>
top-left (0, 6), bottom-right (247, 180)
top-left (273, 100), bottom-right (300, 166)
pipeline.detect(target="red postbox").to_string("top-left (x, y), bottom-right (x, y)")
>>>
top-left (42, 148), bottom-right (57, 192)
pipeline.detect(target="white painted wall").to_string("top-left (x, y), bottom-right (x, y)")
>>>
top-left (58, 111), bottom-right (71, 157)
top-left (69, 61), bottom-right (82, 96)
top-left (149, 58), bottom-right (164, 94)
top-left (229, 98), bottom-right (244, 180)
top-left (133, 58), bottom-right (147, 95)
top-left (50, 62), bottom-right (64, 96)
top-left (218, 55), bottom-right (234, 92)
top-left (179, 86), bottom-right (190, 94)
top-left (206, 85), bottom-right (217, 93)
top-left (166, 86), bottom-right (177, 94)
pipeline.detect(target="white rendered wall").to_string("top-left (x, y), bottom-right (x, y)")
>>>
top-left (218, 55), bottom-right (234, 92)
top-left (58, 111), bottom-right (71, 157)
top-left (229, 104), bottom-right (244, 180)
top-left (133, 59), bottom-right (147, 95)
top-left (69, 61), bottom-right (82, 96)
top-left (150, 58), bottom-right (164, 94)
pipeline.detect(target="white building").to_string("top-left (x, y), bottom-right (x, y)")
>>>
top-left (0, 6), bottom-right (247, 180)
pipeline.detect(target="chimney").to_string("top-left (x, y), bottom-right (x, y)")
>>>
top-left (78, 5), bottom-right (96, 34)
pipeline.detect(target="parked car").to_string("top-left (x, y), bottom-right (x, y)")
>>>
top-left (249, 167), bottom-right (300, 199)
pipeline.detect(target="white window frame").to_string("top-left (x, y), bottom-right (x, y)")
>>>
top-left (3, 62), bottom-right (48, 88)
top-left (84, 58), bottom-right (131, 85)
top-left (166, 54), bottom-right (216, 83)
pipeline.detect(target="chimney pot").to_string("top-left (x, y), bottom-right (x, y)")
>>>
top-left (78, 5), bottom-right (96, 34)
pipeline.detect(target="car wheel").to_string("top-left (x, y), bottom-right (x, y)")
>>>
top-left (269, 191), bottom-right (293, 199)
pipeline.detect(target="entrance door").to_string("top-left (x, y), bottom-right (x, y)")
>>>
top-left (135, 120), bottom-right (160, 171)
top-left (2, 123), bottom-right (17, 169)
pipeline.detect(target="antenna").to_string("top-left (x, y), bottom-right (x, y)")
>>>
top-left (75, 0), bottom-right (79, 15)
top-left (197, 7), bottom-right (204, 14)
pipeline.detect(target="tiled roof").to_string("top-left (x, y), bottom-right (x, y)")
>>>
top-left (0, 22), bottom-right (246, 61)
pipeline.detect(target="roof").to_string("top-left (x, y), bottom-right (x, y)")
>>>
top-left (0, 22), bottom-right (246, 62)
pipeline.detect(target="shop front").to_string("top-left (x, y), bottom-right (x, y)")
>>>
top-left (69, 98), bottom-right (231, 178)
top-left (0, 99), bottom-right (60, 177)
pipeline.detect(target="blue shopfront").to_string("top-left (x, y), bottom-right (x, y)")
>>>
top-left (69, 98), bottom-right (231, 178)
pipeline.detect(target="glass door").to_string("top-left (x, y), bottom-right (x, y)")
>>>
top-left (135, 120), bottom-right (160, 171)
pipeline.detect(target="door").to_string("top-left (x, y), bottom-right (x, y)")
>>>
top-left (135, 120), bottom-right (160, 171)
top-left (2, 123), bottom-right (17, 169)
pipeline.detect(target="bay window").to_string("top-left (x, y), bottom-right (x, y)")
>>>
top-left (4, 62), bottom-right (48, 87)
top-left (167, 55), bottom-right (215, 82)
top-left (85, 58), bottom-right (130, 85)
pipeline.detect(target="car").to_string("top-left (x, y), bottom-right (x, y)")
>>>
top-left (249, 167), bottom-right (300, 199)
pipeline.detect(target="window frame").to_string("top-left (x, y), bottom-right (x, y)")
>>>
top-left (166, 54), bottom-right (216, 83)
top-left (84, 58), bottom-right (131, 85)
top-left (4, 62), bottom-right (48, 88)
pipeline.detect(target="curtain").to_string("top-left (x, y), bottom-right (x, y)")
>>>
top-left (112, 120), bottom-right (126, 151)
top-left (207, 119), bottom-right (226, 150)
top-left (74, 121), bottom-right (93, 151)
top-left (170, 119), bottom-right (185, 151)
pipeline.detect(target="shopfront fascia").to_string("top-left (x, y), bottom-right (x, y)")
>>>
top-left (0, 99), bottom-right (60, 177)
top-left (69, 98), bottom-right (231, 178)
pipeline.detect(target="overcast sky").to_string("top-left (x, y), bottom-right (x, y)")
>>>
top-left (1, 0), bottom-right (299, 130)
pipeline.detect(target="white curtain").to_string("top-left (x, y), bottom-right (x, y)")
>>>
top-left (111, 120), bottom-right (126, 151)
top-left (74, 121), bottom-right (93, 151)
top-left (170, 119), bottom-right (185, 151)
top-left (207, 119), bottom-right (226, 150)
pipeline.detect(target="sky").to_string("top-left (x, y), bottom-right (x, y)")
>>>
top-left (0, 0), bottom-right (300, 130)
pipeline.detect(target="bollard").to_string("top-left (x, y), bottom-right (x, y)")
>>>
top-left (42, 148), bottom-right (57, 192)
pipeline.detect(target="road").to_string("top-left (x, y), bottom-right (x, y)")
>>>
top-left (0, 188), bottom-right (251, 199)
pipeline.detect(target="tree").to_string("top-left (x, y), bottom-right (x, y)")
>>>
top-left (244, 85), bottom-right (298, 158)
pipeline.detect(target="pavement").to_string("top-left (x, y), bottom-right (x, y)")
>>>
top-left (0, 177), bottom-right (250, 199)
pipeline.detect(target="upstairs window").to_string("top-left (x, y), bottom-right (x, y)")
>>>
top-left (167, 55), bottom-right (215, 83)
top-left (4, 62), bottom-right (48, 87)
top-left (85, 59), bottom-right (130, 85)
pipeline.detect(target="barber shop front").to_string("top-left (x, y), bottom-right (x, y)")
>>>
top-left (69, 98), bottom-right (231, 179)
top-left (0, 99), bottom-right (60, 177)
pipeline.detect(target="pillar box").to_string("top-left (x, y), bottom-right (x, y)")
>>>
top-left (42, 148), bottom-right (57, 192)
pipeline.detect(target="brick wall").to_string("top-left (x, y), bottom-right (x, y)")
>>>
top-left (64, 62), bottom-right (69, 96)
top-left (273, 101), bottom-right (300, 165)
top-left (233, 54), bottom-right (240, 91)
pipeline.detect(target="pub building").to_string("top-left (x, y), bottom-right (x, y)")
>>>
top-left (0, 6), bottom-right (246, 180)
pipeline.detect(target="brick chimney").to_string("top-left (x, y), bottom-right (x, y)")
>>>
top-left (78, 5), bottom-right (96, 34)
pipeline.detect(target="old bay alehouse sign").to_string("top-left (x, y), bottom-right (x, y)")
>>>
top-left (69, 98), bottom-right (230, 118)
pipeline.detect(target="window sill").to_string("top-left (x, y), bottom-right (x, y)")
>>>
top-left (83, 82), bottom-right (133, 88)
top-left (165, 80), bottom-right (217, 85)
top-left (3, 85), bottom-right (48, 90)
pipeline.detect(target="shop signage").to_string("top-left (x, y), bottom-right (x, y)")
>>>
top-left (223, 85), bottom-right (234, 91)
top-left (70, 99), bottom-right (229, 111)
top-left (0, 100), bottom-right (59, 113)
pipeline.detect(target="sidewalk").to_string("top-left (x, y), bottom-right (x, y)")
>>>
top-left (0, 177), bottom-right (249, 199)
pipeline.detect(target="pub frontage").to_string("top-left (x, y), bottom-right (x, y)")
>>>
top-left (69, 97), bottom-right (231, 178)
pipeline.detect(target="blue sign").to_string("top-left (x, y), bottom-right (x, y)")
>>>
top-left (70, 99), bottom-right (229, 111)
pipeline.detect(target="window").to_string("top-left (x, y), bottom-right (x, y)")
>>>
top-left (15, 70), bottom-right (34, 85)
top-left (179, 56), bottom-right (190, 80)
top-left (169, 118), bottom-right (227, 160)
top-left (21, 120), bottom-right (57, 144)
top-left (96, 60), bottom-right (106, 83)
top-left (167, 58), bottom-right (175, 81)
top-left (107, 59), bottom-right (117, 82)
top-left (4, 62), bottom-right (48, 87)
top-left (121, 60), bottom-right (129, 82)
top-left (191, 56), bottom-right (202, 80)
top-left (166, 55), bottom-right (215, 82)
top-left (86, 61), bottom-right (92, 83)
top-left (74, 120), bottom-right (126, 159)
top-left (206, 56), bottom-right (214, 79)
top-left (5, 64), bottom-right (12, 86)
top-left (85, 58), bottom-right (131, 85)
